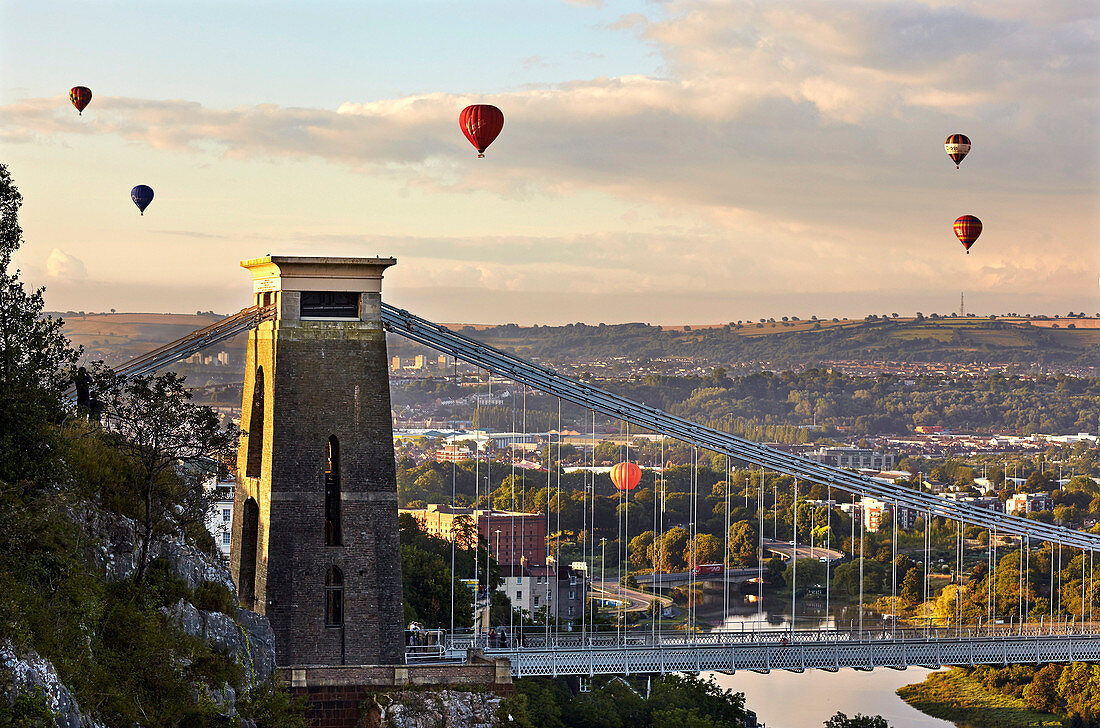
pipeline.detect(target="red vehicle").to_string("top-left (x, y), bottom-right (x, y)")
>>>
top-left (691, 564), bottom-right (724, 576)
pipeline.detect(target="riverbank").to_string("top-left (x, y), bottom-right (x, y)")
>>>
top-left (897, 668), bottom-right (1060, 728)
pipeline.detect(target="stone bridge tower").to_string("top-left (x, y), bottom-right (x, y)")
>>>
top-left (231, 255), bottom-right (403, 666)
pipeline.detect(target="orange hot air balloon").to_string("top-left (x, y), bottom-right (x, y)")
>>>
top-left (954, 215), bottom-right (982, 254)
top-left (70, 86), bottom-right (92, 115)
top-left (459, 104), bottom-right (504, 158)
top-left (610, 462), bottom-right (642, 492)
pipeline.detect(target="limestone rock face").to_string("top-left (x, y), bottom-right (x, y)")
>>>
top-left (0, 643), bottom-right (95, 728)
top-left (163, 600), bottom-right (276, 685)
top-left (74, 506), bottom-right (235, 594)
top-left (374, 690), bottom-right (501, 728)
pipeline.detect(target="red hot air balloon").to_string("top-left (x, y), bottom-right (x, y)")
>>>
top-left (944, 134), bottom-right (971, 169)
top-left (610, 462), bottom-right (642, 492)
top-left (459, 104), bottom-right (504, 158)
top-left (954, 215), bottom-right (982, 254)
top-left (70, 86), bottom-right (92, 115)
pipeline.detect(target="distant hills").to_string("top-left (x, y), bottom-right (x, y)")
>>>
top-left (55, 311), bottom-right (1100, 376)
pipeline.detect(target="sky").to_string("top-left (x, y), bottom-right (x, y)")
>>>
top-left (1, 0), bottom-right (1097, 325)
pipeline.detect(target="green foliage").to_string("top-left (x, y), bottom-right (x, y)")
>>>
top-left (500, 675), bottom-right (747, 728)
top-left (824, 712), bottom-right (890, 728)
top-left (0, 687), bottom-right (54, 728)
top-left (399, 514), bottom-right (475, 628)
top-left (237, 684), bottom-right (308, 728)
top-left (192, 581), bottom-right (235, 614)
top-left (0, 163), bottom-right (80, 488)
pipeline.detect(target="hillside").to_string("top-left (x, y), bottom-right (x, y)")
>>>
top-left (55, 312), bottom-right (1100, 377)
top-left (396, 315), bottom-right (1100, 375)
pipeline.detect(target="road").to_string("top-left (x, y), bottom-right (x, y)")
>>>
top-left (762, 538), bottom-right (845, 562)
top-left (592, 580), bottom-right (673, 613)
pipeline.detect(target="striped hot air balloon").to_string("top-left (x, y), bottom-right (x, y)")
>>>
top-left (459, 104), bottom-right (504, 158)
top-left (944, 134), bottom-right (971, 169)
top-left (610, 462), bottom-right (642, 492)
top-left (954, 215), bottom-right (982, 254)
top-left (70, 86), bottom-right (92, 115)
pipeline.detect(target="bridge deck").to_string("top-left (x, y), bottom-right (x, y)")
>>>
top-left (410, 624), bottom-right (1100, 676)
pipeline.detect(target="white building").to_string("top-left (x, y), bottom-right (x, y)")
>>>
top-left (809, 447), bottom-right (895, 471)
top-left (203, 477), bottom-right (235, 559)
top-left (860, 497), bottom-right (919, 533)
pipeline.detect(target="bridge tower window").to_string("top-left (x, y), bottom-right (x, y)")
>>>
top-left (324, 436), bottom-right (342, 546)
top-left (325, 566), bottom-right (344, 627)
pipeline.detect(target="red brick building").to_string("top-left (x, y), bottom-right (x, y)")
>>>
top-left (399, 504), bottom-right (547, 566)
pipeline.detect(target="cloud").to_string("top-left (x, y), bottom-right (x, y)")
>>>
top-left (4, 0), bottom-right (1097, 320)
top-left (45, 248), bottom-right (87, 280)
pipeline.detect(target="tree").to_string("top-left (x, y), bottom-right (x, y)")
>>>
top-left (900, 567), bottom-right (923, 608)
top-left (94, 368), bottom-right (237, 582)
top-left (783, 557), bottom-right (826, 589)
top-left (629, 530), bottom-right (655, 569)
top-left (686, 533), bottom-right (723, 568)
top-left (728, 521), bottom-right (758, 567)
top-left (656, 527), bottom-right (689, 572)
top-left (823, 712), bottom-right (890, 728)
top-left (0, 163), bottom-right (79, 487)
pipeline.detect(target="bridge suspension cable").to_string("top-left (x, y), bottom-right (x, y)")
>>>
top-left (380, 303), bottom-right (1100, 551)
top-left (65, 303), bottom-right (277, 401)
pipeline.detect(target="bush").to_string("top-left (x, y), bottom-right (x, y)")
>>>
top-left (237, 684), bottom-right (308, 728)
top-left (193, 581), bottom-right (235, 614)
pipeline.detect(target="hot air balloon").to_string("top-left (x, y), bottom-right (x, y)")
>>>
top-left (944, 134), bottom-right (970, 169)
top-left (610, 462), bottom-right (642, 492)
top-left (70, 86), bottom-right (92, 115)
top-left (131, 185), bottom-right (154, 215)
top-left (953, 215), bottom-right (982, 254)
top-left (459, 104), bottom-right (504, 158)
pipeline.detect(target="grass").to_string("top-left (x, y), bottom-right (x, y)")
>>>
top-left (897, 668), bottom-right (1060, 728)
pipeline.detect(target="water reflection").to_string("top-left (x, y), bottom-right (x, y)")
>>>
top-left (682, 587), bottom-right (951, 726)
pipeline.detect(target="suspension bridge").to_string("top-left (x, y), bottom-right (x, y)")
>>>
top-left (83, 259), bottom-right (1100, 677)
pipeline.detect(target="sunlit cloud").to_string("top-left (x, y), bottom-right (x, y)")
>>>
top-left (4, 0), bottom-right (1096, 321)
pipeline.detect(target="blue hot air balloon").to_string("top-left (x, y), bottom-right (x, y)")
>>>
top-left (131, 185), bottom-right (154, 215)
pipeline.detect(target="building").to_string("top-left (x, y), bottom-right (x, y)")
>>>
top-left (809, 447), bottom-right (895, 471)
top-left (499, 560), bottom-right (586, 623)
top-left (435, 443), bottom-right (474, 463)
top-left (943, 492), bottom-right (1004, 513)
top-left (860, 497), bottom-right (919, 533)
top-left (391, 356), bottom-right (401, 371)
top-left (399, 504), bottom-right (548, 566)
top-left (204, 477), bottom-right (235, 558)
top-left (1008, 493), bottom-right (1054, 514)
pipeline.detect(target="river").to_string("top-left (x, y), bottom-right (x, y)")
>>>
top-left (686, 590), bottom-right (955, 727)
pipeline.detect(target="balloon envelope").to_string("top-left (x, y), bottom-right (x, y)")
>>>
top-left (953, 215), bottom-right (982, 254)
top-left (944, 133), bottom-right (970, 169)
top-left (610, 462), bottom-right (642, 492)
top-left (459, 104), bottom-right (504, 157)
top-left (70, 86), bottom-right (92, 115)
top-left (131, 185), bottom-right (154, 215)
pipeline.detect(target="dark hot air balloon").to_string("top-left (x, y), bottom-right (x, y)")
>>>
top-left (954, 215), bottom-right (982, 254)
top-left (944, 134), bottom-right (970, 169)
top-left (459, 104), bottom-right (504, 158)
top-left (70, 86), bottom-right (92, 115)
top-left (610, 462), bottom-right (642, 492)
top-left (131, 185), bottom-right (154, 215)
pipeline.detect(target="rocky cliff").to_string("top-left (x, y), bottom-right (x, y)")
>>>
top-left (0, 506), bottom-right (276, 727)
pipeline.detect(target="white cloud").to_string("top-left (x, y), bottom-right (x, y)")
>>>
top-left (45, 248), bottom-right (87, 280)
top-left (4, 0), bottom-right (1097, 320)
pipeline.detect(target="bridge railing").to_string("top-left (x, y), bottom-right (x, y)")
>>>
top-left (439, 618), bottom-right (1100, 654)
